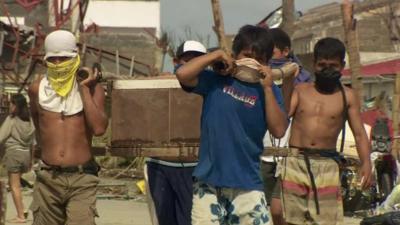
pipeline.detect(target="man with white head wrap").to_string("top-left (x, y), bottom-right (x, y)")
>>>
top-left (28, 30), bottom-right (108, 225)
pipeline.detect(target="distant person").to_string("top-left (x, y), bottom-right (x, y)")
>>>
top-left (146, 40), bottom-right (207, 225)
top-left (269, 28), bottom-right (311, 86)
top-left (1, 94), bottom-right (35, 223)
top-left (177, 25), bottom-right (290, 225)
top-left (28, 30), bottom-right (108, 225)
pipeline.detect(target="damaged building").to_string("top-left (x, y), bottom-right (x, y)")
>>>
top-left (291, 0), bottom-right (400, 100)
top-left (0, 0), bottom-right (162, 96)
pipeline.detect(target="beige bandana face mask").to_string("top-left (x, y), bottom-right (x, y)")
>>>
top-left (46, 55), bottom-right (80, 97)
top-left (233, 58), bottom-right (265, 83)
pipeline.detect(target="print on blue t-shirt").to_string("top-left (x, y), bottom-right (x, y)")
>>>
top-left (184, 70), bottom-right (284, 190)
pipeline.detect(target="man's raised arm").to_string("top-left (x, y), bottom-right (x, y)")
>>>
top-left (176, 50), bottom-right (232, 87)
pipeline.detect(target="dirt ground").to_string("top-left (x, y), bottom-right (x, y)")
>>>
top-left (3, 181), bottom-right (363, 225)
top-left (0, 171), bottom-right (363, 225)
top-left (5, 193), bottom-right (152, 225)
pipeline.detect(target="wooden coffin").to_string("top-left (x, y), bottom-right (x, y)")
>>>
top-left (110, 77), bottom-right (202, 157)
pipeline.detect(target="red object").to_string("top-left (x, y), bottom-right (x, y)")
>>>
top-left (343, 58), bottom-right (400, 77)
top-left (361, 109), bottom-right (394, 139)
top-left (84, 23), bottom-right (100, 33)
top-left (15, 0), bottom-right (42, 11)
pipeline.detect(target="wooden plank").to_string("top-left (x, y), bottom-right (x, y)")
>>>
top-left (111, 79), bottom-right (203, 146)
top-left (109, 146), bottom-right (199, 158)
top-left (169, 89), bottom-right (201, 143)
top-left (111, 88), bottom-right (170, 143)
top-left (113, 79), bottom-right (182, 90)
top-left (107, 146), bottom-right (329, 158)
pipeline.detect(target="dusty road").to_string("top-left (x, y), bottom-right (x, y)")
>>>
top-left (4, 191), bottom-right (362, 225)
top-left (5, 193), bottom-right (152, 225)
top-left (2, 176), bottom-right (362, 225)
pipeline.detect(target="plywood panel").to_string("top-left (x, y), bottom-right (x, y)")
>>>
top-left (111, 79), bottom-right (203, 148)
top-left (170, 89), bottom-right (202, 143)
top-left (112, 89), bottom-right (169, 144)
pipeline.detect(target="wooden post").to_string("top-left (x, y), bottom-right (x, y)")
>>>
top-left (210, 0), bottom-right (230, 54)
top-left (392, 72), bottom-right (400, 159)
top-left (115, 50), bottom-right (120, 76)
top-left (70, 0), bottom-right (80, 34)
top-left (48, 0), bottom-right (55, 27)
top-left (129, 56), bottom-right (135, 77)
top-left (81, 43), bottom-right (87, 66)
top-left (281, 0), bottom-right (295, 36)
top-left (341, 0), bottom-right (364, 105)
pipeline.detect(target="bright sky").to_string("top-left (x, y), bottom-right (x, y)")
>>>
top-left (160, 0), bottom-right (339, 72)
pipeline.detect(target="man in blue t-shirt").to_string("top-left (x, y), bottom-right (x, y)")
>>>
top-left (176, 25), bottom-right (289, 225)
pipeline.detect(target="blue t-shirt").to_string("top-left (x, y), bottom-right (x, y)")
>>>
top-left (185, 70), bottom-right (284, 190)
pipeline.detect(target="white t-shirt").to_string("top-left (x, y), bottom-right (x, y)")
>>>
top-left (261, 120), bottom-right (292, 162)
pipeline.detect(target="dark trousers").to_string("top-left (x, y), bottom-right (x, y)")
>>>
top-left (147, 162), bottom-right (194, 225)
top-left (261, 161), bottom-right (280, 205)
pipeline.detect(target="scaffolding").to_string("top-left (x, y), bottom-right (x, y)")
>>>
top-left (0, 0), bottom-right (156, 95)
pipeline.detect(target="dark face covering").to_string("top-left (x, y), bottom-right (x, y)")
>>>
top-left (314, 67), bottom-right (342, 93)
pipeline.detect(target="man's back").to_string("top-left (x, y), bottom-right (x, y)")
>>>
top-left (289, 83), bottom-right (349, 149)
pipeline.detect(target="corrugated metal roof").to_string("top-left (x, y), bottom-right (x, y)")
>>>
top-left (343, 58), bottom-right (400, 77)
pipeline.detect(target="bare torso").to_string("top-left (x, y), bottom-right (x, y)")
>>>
top-left (37, 109), bottom-right (92, 166)
top-left (289, 83), bottom-right (348, 149)
top-left (30, 79), bottom-right (93, 166)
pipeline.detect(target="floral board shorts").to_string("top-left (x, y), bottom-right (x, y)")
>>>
top-left (192, 181), bottom-right (270, 225)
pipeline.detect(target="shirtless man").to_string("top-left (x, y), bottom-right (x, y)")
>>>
top-left (280, 37), bottom-right (372, 225)
top-left (28, 30), bottom-right (108, 225)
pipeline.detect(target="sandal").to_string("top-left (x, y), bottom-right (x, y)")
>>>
top-left (24, 211), bottom-right (29, 219)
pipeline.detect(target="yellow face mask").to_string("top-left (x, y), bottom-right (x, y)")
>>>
top-left (46, 55), bottom-right (80, 97)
